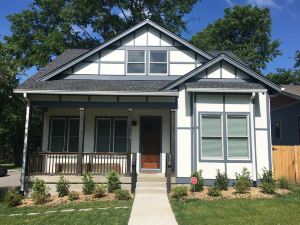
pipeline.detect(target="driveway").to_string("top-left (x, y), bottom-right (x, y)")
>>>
top-left (0, 169), bottom-right (21, 188)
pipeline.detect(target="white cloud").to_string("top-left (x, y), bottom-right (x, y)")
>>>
top-left (247, 0), bottom-right (282, 9)
top-left (225, 0), bottom-right (235, 7)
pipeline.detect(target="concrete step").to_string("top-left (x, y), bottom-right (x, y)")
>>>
top-left (135, 187), bottom-right (167, 194)
top-left (137, 174), bottom-right (166, 182)
top-left (136, 182), bottom-right (166, 188)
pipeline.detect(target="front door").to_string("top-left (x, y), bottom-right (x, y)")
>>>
top-left (140, 116), bottom-right (162, 169)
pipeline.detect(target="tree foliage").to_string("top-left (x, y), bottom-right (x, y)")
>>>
top-left (190, 5), bottom-right (281, 72)
top-left (5, 0), bottom-right (200, 70)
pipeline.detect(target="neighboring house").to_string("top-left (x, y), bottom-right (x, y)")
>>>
top-left (14, 19), bottom-right (282, 193)
top-left (271, 85), bottom-right (300, 145)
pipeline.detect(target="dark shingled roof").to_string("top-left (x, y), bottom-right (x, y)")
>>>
top-left (282, 84), bottom-right (300, 97)
top-left (208, 50), bottom-right (246, 66)
top-left (17, 79), bottom-right (174, 92)
top-left (185, 81), bottom-right (266, 89)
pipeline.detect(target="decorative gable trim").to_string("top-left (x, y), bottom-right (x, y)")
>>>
top-left (39, 19), bottom-right (212, 81)
top-left (161, 54), bottom-right (282, 92)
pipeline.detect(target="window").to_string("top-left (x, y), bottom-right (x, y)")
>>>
top-left (127, 50), bottom-right (145, 74)
top-left (274, 120), bottom-right (281, 140)
top-left (95, 118), bottom-right (127, 153)
top-left (227, 116), bottom-right (249, 158)
top-left (150, 51), bottom-right (167, 74)
top-left (201, 115), bottom-right (223, 159)
top-left (49, 117), bottom-right (79, 152)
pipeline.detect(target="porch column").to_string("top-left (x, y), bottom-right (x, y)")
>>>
top-left (20, 95), bottom-right (31, 192)
top-left (127, 108), bottom-right (132, 173)
top-left (170, 109), bottom-right (177, 173)
top-left (77, 107), bottom-right (85, 175)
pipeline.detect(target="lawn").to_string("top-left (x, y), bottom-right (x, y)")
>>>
top-left (0, 200), bottom-right (133, 225)
top-left (171, 188), bottom-right (300, 225)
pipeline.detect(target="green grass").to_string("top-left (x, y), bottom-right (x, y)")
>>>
top-left (171, 188), bottom-right (300, 225)
top-left (0, 200), bottom-right (133, 225)
top-left (0, 164), bottom-right (21, 170)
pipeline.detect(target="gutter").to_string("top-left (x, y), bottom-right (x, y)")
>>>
top-left (186, 88), bottom-right (268, 93)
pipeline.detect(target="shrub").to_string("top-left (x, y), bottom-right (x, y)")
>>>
top-left (171, 186), bottom-right (188, 200)
top-left (215, 169), bottom-right (229, 191)
top-left (82, 173), bottom-right (95, 195)
top-left (260, 168), bottom-right (276, 194)
top-left (31, 178), bottom-right (50, 205)
top-left (56, 175), bottom-right (70, 197)
top-left (93, 185), bottom-right (106, 198)
top-left (114, 189), bottom-right (131, 200)
top-left (68, 191), bottom-right (80, 201)
top-left (235, 168), bottom-right (251, 194)
top-left (191, 170), bottom-right (204, 192)
top-left (4, 190), bottom-right (23, 207)
top-left (107, 171), bottom-right (121, 193)
top-left (207, 185), bottom-right (221, 197)
top-left (278, 176), bottom-right (290, 190)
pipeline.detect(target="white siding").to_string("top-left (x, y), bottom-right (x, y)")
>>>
top-left (100, 50), bottom-right (125, 62)
top-left (197, 163), bottom-right (225, 179)
top-left (170, 50), bottom-right (195, 62)
top-left (169, 64), bottom-right (195, 76)
top-left (73, 63), bottom-right (98, 74)
top-left (177, 129), bottom-right (192, 177)
top-left (222, 61), bottom-right (236, 78)
top-left (100, 63), bottom-right (124, 75)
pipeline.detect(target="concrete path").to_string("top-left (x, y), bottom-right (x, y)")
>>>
top-left (128, 174), bottom-right (178, 225)
top-left (0, 170), bottom-right (21, 188)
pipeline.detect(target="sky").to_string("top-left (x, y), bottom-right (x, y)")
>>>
top-left (0, 0), bottom-right (299, 79)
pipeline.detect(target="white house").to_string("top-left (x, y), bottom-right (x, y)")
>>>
top-left (14, 19), bottom-right (281, 193)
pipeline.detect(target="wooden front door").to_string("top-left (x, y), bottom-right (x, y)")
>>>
top-left (140, 116), bottom-right (162, 169)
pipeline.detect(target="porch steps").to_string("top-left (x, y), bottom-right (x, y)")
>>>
top-left (135, 174), bottom-right (167, 194)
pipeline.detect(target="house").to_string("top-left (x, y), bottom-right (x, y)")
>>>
top-left (14, 19), bottom-right (282, 193)
top-left (271, 85), bottom-right (300, 145)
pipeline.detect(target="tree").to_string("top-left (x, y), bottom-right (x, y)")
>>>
top-left (190, 5), bottom-right (281, 72)
top-left (266, 68), bottom-right (299, 85)
top-left (5, 0), bottom-right (200, 71)
top-left (295, 50), bottom-right (300, 68)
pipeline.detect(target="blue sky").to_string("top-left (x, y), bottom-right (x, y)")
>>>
top-left (0, 0), bottom-right (299, 78)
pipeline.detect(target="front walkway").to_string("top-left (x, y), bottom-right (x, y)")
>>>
top-left (0, 169), bottom-right (21, 188)
top-left (128, 174), bottom-right (178, 225)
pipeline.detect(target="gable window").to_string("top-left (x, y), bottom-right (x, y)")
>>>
top-left (201, 115), bottom-right (223, 159)
top-left (150, 50), bottom-right (167, 74)
top-left (49, 117), bottom-right (79, 152)
top-left (127, 50), bottom-right (145, 74)
top-left (95, 118), bottom-right (127, 153)
top-left (274, 120), bottom-right (281, 140)
top-left (227, 115), bottom-right (249, 159)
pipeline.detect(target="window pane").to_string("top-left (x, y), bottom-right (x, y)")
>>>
top-left (275, 121), bottom-right (281, 139)
top-left (114, 138), bottom-right (127, 152)
top-left (150, 63), bottom-right (167, 74)
top-left (51, 137), bottom-right (64, 152)
top-left (97, 119), bottom-right (110, 137)
top-left (52, 119), bottom-right (65, 136)
top-left (114, 120), bottom-right (127, 137)
top-left (202, 138), bottom-right (222, 157)
top-left (96, 137), bottom-right (110, 152)
top-left (69, 119), bottom-right (79, 136)
top-left (228, 138), bottom-right (248, 158)
top-left (68, 137), bottom-right (79, 152)
top-left (150, 51), bottom-right (167, 62)
top-left (128, 51), bottom-right (144, 62)
top-left (127, 63), bottom-right (145, 73)
top-left (96, 119), bottom-right (111, 152)
top-left (228, 117), bottom-right (247, 137)
top-left (202, 116), bottom-right (221, 137)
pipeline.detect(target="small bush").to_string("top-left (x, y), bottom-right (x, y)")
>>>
top-left (114, 189), bottom-right (131, 200)
top-left (4, 190), bottom-right (23, 207)
top-left (235, 168), bottom-right (251, 194)
top-left (215, 169), bottom-right (229, 191)
top-left (191, 170), bottom-right (204, 192)
top-left (207, 185), bottom-right (221, 197)
top-left (56, 175), bottom-right (70, 197)
top-left (171, 186), bottom-right (188, 200)
top-left (32, 178), bottom-right (50, 205)
top-left (93, 185), bottom-right (106, 198)
top-left (82, 173), bottom-right (95, 195)
top-left (107, 171), bottom-right (121, 193)
top-left (278, 176), bottom-right (290, 190)
top-left (68, 191), bottom-right (80, 201)
top-left (260, 168), bottom-right (276, 194)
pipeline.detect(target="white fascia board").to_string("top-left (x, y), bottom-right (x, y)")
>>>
top-left (13, 89), bottom-right (179, 96)
top-left (186, 88), bottom-right (267, 93)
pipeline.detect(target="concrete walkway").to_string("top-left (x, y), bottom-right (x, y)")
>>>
top-left (0, 169), bottom-right (21, 188)
top-left (128, 174), bottom-right (178, 225)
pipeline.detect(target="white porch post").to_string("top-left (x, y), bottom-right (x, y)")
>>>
top-left (20, 94), bottom-right (30, 192)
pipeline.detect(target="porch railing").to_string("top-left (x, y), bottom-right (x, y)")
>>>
top-left (27, 152), bottom-right (132, 175)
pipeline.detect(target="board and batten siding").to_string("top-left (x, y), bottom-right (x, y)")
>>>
top-left (65, 25), bottom-right (206, 77)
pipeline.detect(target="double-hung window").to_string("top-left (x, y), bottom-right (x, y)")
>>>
top-left (49, 117), bottom-right (79, 152)
top-left (201, 115), bottom-right (223, 159)
top-left (227, 115), bottom-right (249, 159)
top-left (95, 118), bottom-right (127, 153)
top-left (127, 50), bottom-right (145, 74)
top-left (150, 50), bottom-right (167, 74)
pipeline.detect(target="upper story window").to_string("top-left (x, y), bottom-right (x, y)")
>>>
top-left (150, 50), bottom-right (168, 74)
top-left (127, 50), bottom-right (145, 74)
